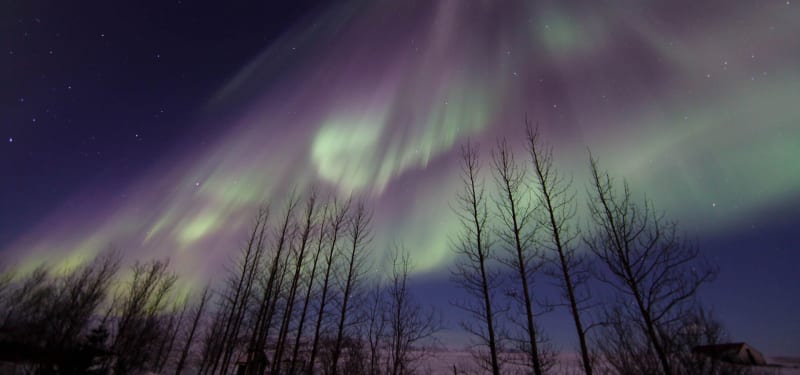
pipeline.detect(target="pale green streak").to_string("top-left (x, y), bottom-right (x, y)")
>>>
top-left (312, 110), bottom-right (386, 192)
top-left (177, 212), bottom-right (220, 246)
top-left (596, 76), bottom-right (800, 230)
top-left (312, 79), bottom-right (492, 195)
top-left (534, 6), bottom-right (605, 59)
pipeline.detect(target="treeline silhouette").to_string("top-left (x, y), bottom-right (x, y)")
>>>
top-left (0, 122), bottom-right (753, 375)
top-left (0, 193), bottom-right (440, 375)
top-left (449, 121), bottom-right (754, 375)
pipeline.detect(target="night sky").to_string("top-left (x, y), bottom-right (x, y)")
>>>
top-left (2, 1), bottom-right (799, 356)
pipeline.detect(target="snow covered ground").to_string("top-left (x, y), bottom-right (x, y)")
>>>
top-left (411, 349), bottom-right (800, 374)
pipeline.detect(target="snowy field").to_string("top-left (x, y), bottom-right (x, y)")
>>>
top-left (410, 349), bottom-right (800, 375)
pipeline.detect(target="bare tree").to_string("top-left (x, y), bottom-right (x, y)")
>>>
top-left (308, 198), bottom-right (350, 374)
top-left (0, 265), bottom-right (54, 374)
top-left (154, 297), bottom-right (189, 373)
top-left (42, 251), bottom-right (119, 373)
top-left (0, 265), bottom-right (51, 335)
top-left (490, 138), bottom-right (545, 375)
top-left (288, 200), bottom-right (330, 375)
top-left (451, 142), bottom-right (503, 375)
top-left (176, 284), bottom-right (212, 375)
top-left (273, 191), bottom-right (319, 374)
top-left (525, 123), bottom-right (593, 375)
top-left (363, 269), bottom-right (386, 375)
top-left (210, 206), bottom-right (270, 374)
top-left (385, 245), bottom-right (442, 375)
top-left (110, 258), bottom-right (178, 374)
top-left (0, 266), bottom-right (13, 301)
top-left (0, 250), bottom-right (121, 374)
top-left (592, 304), bottom-right (659, 375)
top-left (267, 233), bottom-right (299, 363)
top-left (247, 194), bottom-right (300, 372)
top-left (330, 201), bottom-right (372, 375)
top-left (585, 156), bottom-right (716, 375)
top-left (199, 299), bottom-right (227, 374)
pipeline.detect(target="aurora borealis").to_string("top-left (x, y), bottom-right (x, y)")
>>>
top-left (2, 0), bottom-right (799, 355)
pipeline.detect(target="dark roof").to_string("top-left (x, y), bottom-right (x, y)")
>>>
top-left (692, 342), bottom-right (767, 366)
top-left (693, 342), bottom-right (746, 355)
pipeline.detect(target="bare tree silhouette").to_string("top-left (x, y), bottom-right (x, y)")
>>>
top-left (109, 258), bottom-right (178, 374)
top-left (175, 284), bottom-right (212, 375)
top-left (154, 297), bottom-right (189, 372)
top-left (0, 249), bottom-right (121, 374)
top-left (364, 266), bottom-right (386, 375)
top-left (491, 138), bottom-right (546, 375)
top-left (273, 191), bottom-right (319, 374)
top-left (308, 197), bottom-right (350, 374)
top-left (288, 199), bottom-right (330, 375)
top-left (208, 206), bottom-right (269, 374)
top-left (525, 122), bottom-right (593, 375)
top-left (385, 245), bottom-right (442, 375)
top-left (330, 201), bottom-right (372, 375)
top-left (451, 142), bottom-right (503, 375)
top-left (585, 155), bottom-right (716, 375)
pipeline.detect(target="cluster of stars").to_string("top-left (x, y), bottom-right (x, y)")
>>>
top-left (4, 13), bottom-right (182, 151)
